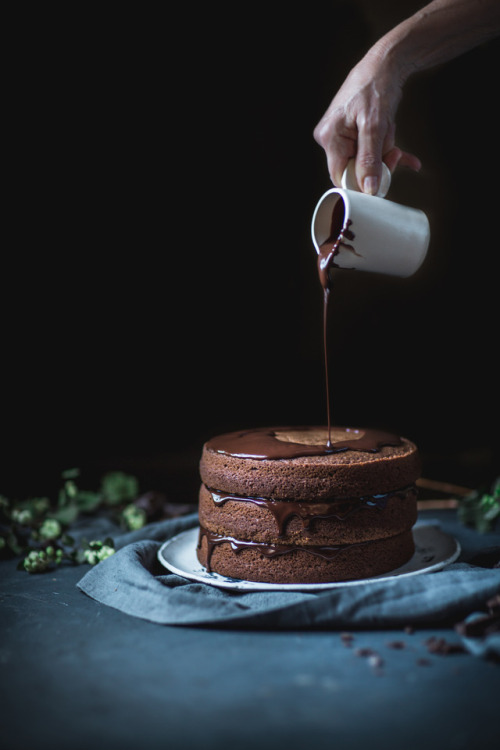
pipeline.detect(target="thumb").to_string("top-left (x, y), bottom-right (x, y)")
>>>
top-left (355, 122), bottom-right (386, 195)
top-left (355, 152), bottom-right (384, 196)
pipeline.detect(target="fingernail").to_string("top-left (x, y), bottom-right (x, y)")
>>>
top-left (363, 176), bottom-right (379, 195)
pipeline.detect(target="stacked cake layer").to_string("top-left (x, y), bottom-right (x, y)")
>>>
top-left (197, 426), bottom-right (421, 584)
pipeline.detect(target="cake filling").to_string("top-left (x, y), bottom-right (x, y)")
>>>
top-left (206, 485), bottom-right (418, 536)
top-left (198, 525), bottom-right (375, 572)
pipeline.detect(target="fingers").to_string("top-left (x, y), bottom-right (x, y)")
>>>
top-left (397, 150), bottom-right (422, 172)
top-left (327, 142), bottom-right (356, 188)
top-left (314, 111), bottom-right (421, 191)
top-left (383, 147), bottom-right (422, 175)
top-left (313, 117), bottom-right (356, 187)
top-left (382, 147), bottom-right (403, 174)
top-left (354, 114), bottom-right (390, 195)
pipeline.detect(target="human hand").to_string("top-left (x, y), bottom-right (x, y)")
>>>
top-left (313, 50), bottom-right (421, 194)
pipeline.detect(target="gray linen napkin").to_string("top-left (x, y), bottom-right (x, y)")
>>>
top-left (77, 511), bottom-right (500, 656)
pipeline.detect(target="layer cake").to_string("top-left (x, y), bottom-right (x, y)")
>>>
top-left (197, 425), bottom-right (421, 584)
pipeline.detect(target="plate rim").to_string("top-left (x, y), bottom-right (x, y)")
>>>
top-left (157, 523), bottom-right (461, 592)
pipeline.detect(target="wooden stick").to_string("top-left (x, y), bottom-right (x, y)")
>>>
top-left (417, 498), bottom-right (459, 510)
top-left (416, 477), bottom-right (472, 497)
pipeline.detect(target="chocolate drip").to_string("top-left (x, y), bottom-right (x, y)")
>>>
top-left (316, 196), bottom-right (356, 445)
top-left (322, 284), bottom-right (333, 449)
top-left (206, 426), bottom-right (401, 460)
top-left (204, 197), bottom-right (398, 462)
top-left (198, 525), bottom-right (371, 573)
top-left (317, 198), bottom-right (356, 289)
top-left (208, 485), bottom-right (417, 537)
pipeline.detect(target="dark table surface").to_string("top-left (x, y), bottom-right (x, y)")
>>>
top-left (2, 508), bottom-right (499, 750)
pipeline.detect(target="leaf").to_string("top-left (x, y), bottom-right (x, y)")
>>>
top-left (73, 548), bottom-right (88, 565)
top-left (51, 503), bottom-right (79, 526)
top-left (484, 504), bottom-right (500, 522)
top-left (24, 497), bottom-right (50, 517)
top-left (61, 468), bottom-right (80, 480)
top-left (457, 477), bottom-right (500, 533)
top-left (57, 487), bottom-right (69, 508)
top-left (100, 472), bottom-right (139, 506)
top-left (75, 491), bottom-right (102, 513)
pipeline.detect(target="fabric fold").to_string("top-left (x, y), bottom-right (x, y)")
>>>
top-left (76, 511), bottom-right (500, 657)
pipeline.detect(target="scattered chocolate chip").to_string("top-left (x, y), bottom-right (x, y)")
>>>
top-left (455, 612), bottom-right (500, 638)
top-left (386, 640), bottom-right (406, 650)
top-left (417, 657), bottom-right (431, 666)
top-left (352, 647), bottom-right (384, 672)
top-left (424, 636), bottom-right (466, 655)
top-left (487, 594), bottom-right (500, 613)
top-left (340, 632), bottom-right (354, 646)
top-left (404, 625), bottom-right (415, 635)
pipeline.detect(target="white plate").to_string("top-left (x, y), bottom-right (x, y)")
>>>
top-left (157, 524), bottom-right (461, 592)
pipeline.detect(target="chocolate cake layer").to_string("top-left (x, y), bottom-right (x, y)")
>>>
top-left (197, 526), bottom-right (415, 584)
top-left (200, 426), bottom-right (421, 501)
top-left (198, 483), bottom-right (418, 545)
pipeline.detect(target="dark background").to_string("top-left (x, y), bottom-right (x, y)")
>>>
top-left (3, 1), bottom-right (498, 501)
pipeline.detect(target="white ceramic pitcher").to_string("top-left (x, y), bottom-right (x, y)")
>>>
top-left (311, 160), bottom-right (430, 278)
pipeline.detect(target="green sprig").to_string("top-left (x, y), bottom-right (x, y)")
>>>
top-left (22, 546), bottom-right (63, 573)
top-left (457, 477), bottom-right (500, 533)
top-left (74, 539), bottom-right (116, 566)
top-left (2, 469), bottom-right (145, 573)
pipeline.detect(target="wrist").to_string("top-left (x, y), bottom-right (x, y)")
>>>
top-left (366, 28), bottom-right (417, 88)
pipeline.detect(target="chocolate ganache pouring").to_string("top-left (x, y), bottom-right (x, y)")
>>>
top-left (193, 163), bottom-right (426, 584)
top-left (312, 159), bottom-right (430, 448)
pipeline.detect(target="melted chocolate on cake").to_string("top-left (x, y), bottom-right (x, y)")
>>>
top-left (198, 526), bottom-right (372, 573)
top-left (206, 426), bottom-right (402, 460)
top-left (207, 485), bottom-right (417, 536)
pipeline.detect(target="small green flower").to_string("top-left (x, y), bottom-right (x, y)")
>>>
top-left (83, 549), bottom-right (99, 565)
top-left (83, 540), bottom-right (115, 565)
top-left (122, 503), bottom-right (147, 531)
top-left (45, 546), bottom-right (62, 562)
top-left (97, 545), bottom-right (115, 562)
top-left (12, 508), bottom-right (33, 525)
top-left (39, 518), bottom-right (63, 540)
top-left (101, 472), bottom-right (139, 506)
top-left (22, 546), bottom-right (62, 573)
